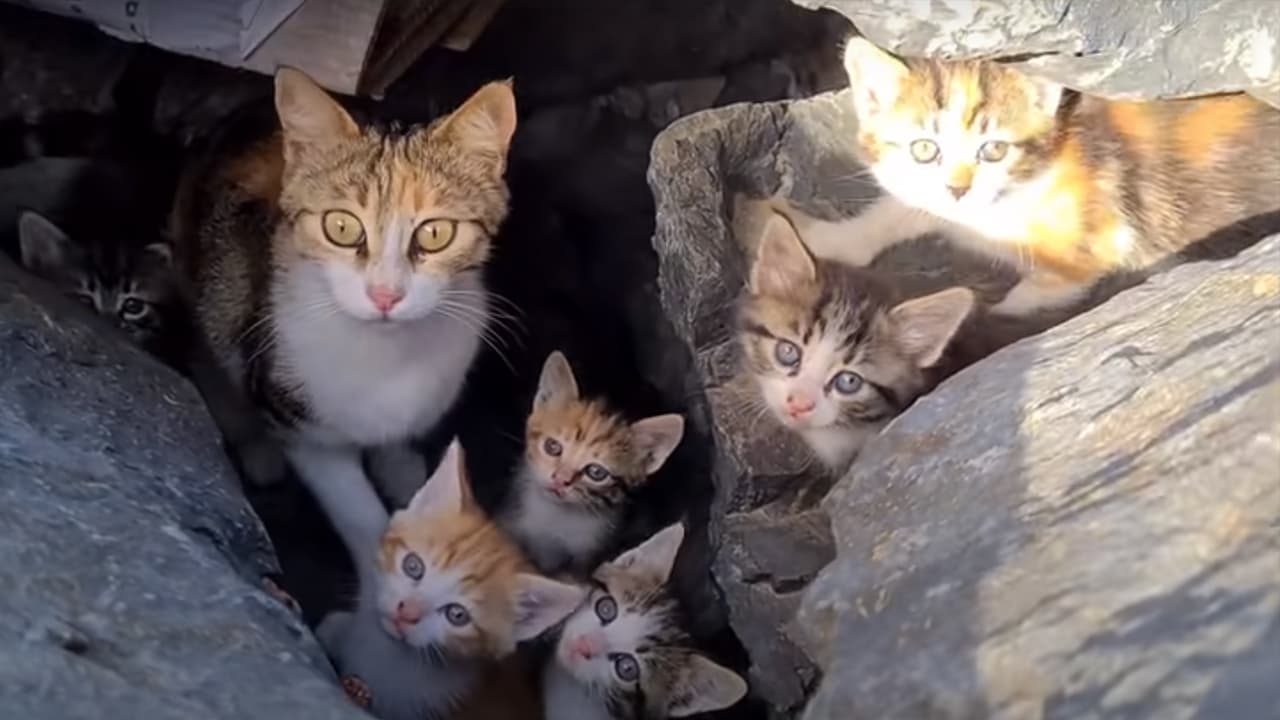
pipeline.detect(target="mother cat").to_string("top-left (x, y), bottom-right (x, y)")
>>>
top-left (171, 67), bottom-right (516, 578)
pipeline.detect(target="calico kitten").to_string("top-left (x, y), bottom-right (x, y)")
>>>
top-left (791, 37), bottom-right (1280, 316)
top-left (738, 214), bottom-right (975, 469)
top-left (172, 68), bottom-right (516, 568)
top-left (501, 350), bottom-right (685, 576)
top-left (319, 440), bottom-right (584, 720)
top-left (543, 523), bottom-right (748, 719)
top-left (15, 208), bottom-right (175, 349)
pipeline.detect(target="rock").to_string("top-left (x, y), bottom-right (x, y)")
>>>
top-left (794, 0), bottom-right (1280, 108)
top-left (648, 85), bottom-right (1008, 717)
top-left (798, 234), bottom-right (1280, 719)
top-left (0, 258), bottom-right (364, 720)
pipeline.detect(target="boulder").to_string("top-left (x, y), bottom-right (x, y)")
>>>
top-left (793, 0), bottom-right (1280, 108)
top-left (0, 258), bottom-right (363, 720)
top-left (798, 233), bottom-right (1280, 719)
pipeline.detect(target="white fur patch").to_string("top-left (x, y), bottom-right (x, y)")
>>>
top-left (502, 463), bottom-right (613, 574)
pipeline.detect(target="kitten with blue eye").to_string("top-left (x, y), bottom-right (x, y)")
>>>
top-left (738, 214), bottom-right (976, 469)
top-left (14, 208), bottom-right (174, 351)
top-left (499, 350), bottom-right (685, 576)
top-left (318, 439), bottom-right (585, 720)
top-left (171, 67), bottom-right (517, 574)
top-left (543, 523), bottom-right (748, 719)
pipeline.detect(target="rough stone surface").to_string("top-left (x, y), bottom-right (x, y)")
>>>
top-left (0, 258), bottom-right (363, 720)
top-left (796, 0), bottom-right (1280, 108)
top-left (798, 234), bottom-right (1280, 719)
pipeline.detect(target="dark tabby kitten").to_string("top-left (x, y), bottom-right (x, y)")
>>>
top-left (16, 208), bottom-right (173, 347)
top-left (543, 523), bottom-right (747, 719)
top-left (738, 214), bottom-right (976, 469)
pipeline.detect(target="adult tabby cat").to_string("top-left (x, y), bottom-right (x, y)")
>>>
top-left (790, 37), bottom-right (1280, 316)
top-left (172, 67), bottom-right (516, 577)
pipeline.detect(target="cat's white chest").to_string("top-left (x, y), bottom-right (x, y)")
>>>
top-left (507, 469), bottom-right (611, 571)
top-left (542, 664), bottom-right (611, 720)
top-left (272, 275), bottom-right (483, 447)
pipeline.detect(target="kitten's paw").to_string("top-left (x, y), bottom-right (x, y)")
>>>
top-left (340, 675), bottom-right (373, 710)
top-left (992, 274), bottom-right (1089, 317)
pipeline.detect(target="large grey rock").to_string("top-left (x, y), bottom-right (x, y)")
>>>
top-left (647, 86), bottom-right (1011, 716)
top-left (795, 0), bottom-right (1280, 108)
top-left (798, 234), bottom-right (1280, 719)
top-left (0, 259), bottom-right (364, 720)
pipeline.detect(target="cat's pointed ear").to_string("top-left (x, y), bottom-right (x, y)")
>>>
top-left (441, 80), bottom-right (517, 162)
top-left (607, 523), bottom-right (685, 584)
top-left (407, 439), bottom-right (473, 516)
top-left (142, 242), bottom-right (173, 268)
top-left (842, 36), bottom-right (908, 116)
top-left (511, 574), bottom-right (586, 642)
top-left (630, 414), bottom-right (685, 475)
top-left (274, 67), bottom-right (359, 155)
top-left (888, 286), bottom-right (976, 368)
top-left (17, 210), bottom-right (73, 272)
top-left (1028, 76), bottom-right (1065, 117)
top-left (749, 214), bottom-right (816, 296)
top-left (666, 654), bottom-right (749, 717)
top-left (534, 350), bottom-right (579, 409)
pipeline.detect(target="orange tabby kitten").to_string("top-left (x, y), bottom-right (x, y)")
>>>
top-left (318, 440), bottom-right (584, 720)
top-left (790, 37), bottom-right (1280, 316)
top-left (500, 351), bottom-right (684, 576)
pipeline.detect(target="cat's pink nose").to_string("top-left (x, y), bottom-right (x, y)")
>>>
top-left (367, 285), bottom-right (405, 314)
top-left (947, 184), bottom-right (969, 200)
top-left (569, 634), bottom-right (600, 660)
top-left (785, 393), bottom-right (815, 418)
top-left (395, 600), bottom-right (423, 626)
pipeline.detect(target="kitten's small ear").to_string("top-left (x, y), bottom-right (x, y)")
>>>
top-left (534, 350), bottom-right (579, 409)
top-left (749, 214), bottom-right (816, 296)
top-left (888, 287), bottom-right (976, 368)
top-left (142, 242), bottom-right (173, 267)
top-left (1028, 75), bottom-right (1065, 117)
top-left (630, 414), bottom-right (685, 475)
top-left (511, 574), bottom-right (585, 642)
top-left (17, 210), bottom-right (73, 272)
top-left (441, 80), bottom-right (517, 162)
top-left (842, 36), bottom-right (908, 116)
top-left (406, 439), bottom-right (473, 516)
top-left (608, 523), bottom-right (685, 584)
top-left (666, 655), bottom-right (749, 717)
top-left (274, 67), bottom-right (359, 155)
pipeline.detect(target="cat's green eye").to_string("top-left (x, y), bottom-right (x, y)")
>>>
top-left (442, 603), bottom-right (471, 627)
top-left (774, 340), bottom-right (801, 368)
top-left (978, 140), bottom-right (1010, 163)
top-left (402, 551), bottom-right (425, 580)
top-left (611, 653), bottom-right (640, 682)
top-left (322, 210), bottom-right (365, 248)
top-left (910, 139), bottom-right (940, 163)
top-left (831, 371), bottom-right (864, 396)
top-left (414, 219), bottom-right (457, 254)
top-left (583, 463), bottom-right (611, 483)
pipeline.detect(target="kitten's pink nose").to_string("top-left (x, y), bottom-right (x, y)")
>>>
top-left (395, 600), bottom-right (423, 626)
top-left (947, 184), bottom-right (970, 200)
top-left (785, 393), bottom-right (815, 418)
top-left (569, 634), bottom-right (600, 660)
top-left (367, 285), bottom-right (405, 314)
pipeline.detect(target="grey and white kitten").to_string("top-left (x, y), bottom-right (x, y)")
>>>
top-left (16, 209), bottom-right (174, 349)
top-left (738, 214), bottom-right (976, 470)
top-left (172, 68), bottom-right (518, 575)
top-left (500, 350), bottom-right (685, 576)
top-left (543, 523), bottom-right (748, 720)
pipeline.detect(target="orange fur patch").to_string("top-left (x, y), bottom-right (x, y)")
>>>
top-left (1175, 95), bottom-right (1257, 167)
top-left (1107, 102), bottom-right (1157, 156)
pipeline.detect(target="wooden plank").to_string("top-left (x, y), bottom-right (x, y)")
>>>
top-left (240, 0), bottom-right (385, 95)
top-left (359, 0), bottom-right (473, 98)
top-left (440, 0), bottom-right (505, 52)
